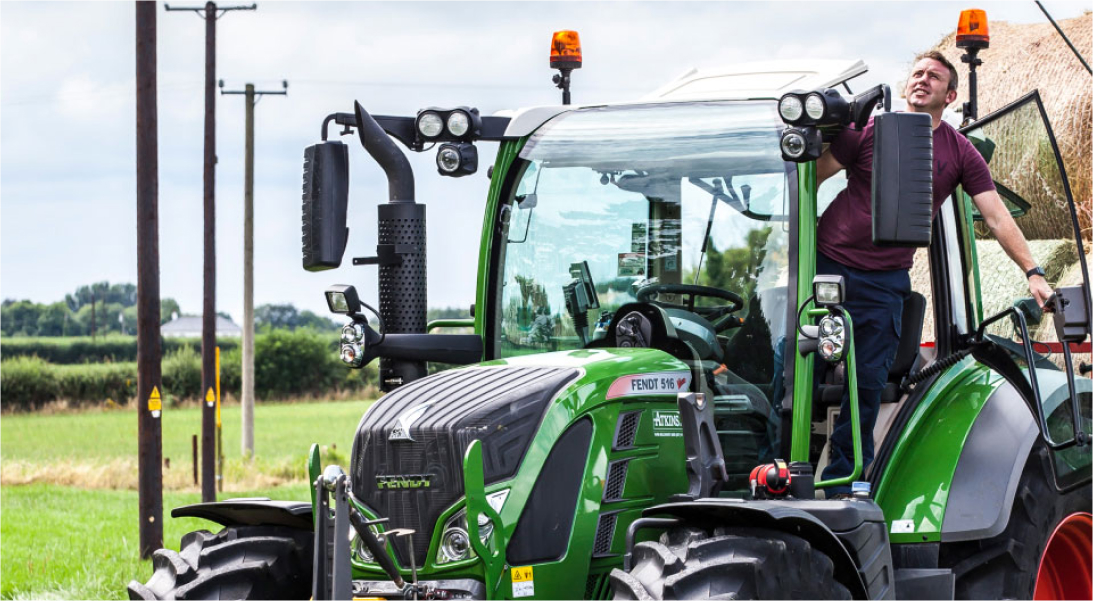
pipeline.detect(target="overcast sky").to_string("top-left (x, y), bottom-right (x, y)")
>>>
top-left (2, 1), bottom-right (1088, 322)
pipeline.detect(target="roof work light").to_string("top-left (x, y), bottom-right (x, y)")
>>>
top-left (956, 9), bottom-right (990, 49)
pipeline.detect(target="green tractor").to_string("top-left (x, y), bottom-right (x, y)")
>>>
top-left (130, 22), bottom-right (1091, 601)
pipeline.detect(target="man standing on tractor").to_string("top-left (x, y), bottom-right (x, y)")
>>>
top-left (814, 51), bottom-right (1053, 496)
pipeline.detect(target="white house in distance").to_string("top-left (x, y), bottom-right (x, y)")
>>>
top-left (161, 314), bottom-right (242, 338)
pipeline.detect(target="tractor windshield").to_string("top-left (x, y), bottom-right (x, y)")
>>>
top-left (494, 101), bottom-right (792, 453)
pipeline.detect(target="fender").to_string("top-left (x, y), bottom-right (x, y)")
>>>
top-left (172, 499), bottom-right (313, 531)
top-left (637, 499), bottom-right (897, 600)
top-left (941, 380), bottom-right (1038, 541)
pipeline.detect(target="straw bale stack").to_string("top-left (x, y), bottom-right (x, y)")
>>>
top-left (926, 13), bottom-right (1091, 242)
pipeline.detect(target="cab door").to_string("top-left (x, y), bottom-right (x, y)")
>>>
top-left (959, 90), bottom-right (1091, 491)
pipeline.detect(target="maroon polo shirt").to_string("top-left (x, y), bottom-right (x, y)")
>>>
top-left (817, 116), bottom-right (996, 271)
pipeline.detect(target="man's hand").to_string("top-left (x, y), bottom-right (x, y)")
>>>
top-left (1028, 275), bottom-right (1054, 310)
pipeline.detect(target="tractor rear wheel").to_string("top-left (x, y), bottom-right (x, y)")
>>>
top-left (609, 526), bottom-right (852, 599)
top-left (940, 443), bottom-right (1092, 600)
top-left (127, 525), bottom-right (313, 600)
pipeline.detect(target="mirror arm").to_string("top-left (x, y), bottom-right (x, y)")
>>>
top-left (849, 84), bottom-right (891, 129)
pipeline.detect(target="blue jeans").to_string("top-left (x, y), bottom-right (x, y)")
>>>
top-left (816, 252), bottom-right (910, 496)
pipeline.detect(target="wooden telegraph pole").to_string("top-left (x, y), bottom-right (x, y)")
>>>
top-left (165, 1), bottom-right (255, 503)
top-left (135, 0), bottom-right (164, 559)
top-left (220, 80), bottom-right (287, 458)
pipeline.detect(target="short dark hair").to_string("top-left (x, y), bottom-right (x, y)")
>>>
top-left (912, 51), bottom-right (959, 93)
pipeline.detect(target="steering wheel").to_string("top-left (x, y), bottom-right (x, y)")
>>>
top-left (636, 284), bottom-right (745, 327)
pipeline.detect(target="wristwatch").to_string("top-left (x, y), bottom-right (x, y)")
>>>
top-left (1026, 266), bottom-right (1046, 279)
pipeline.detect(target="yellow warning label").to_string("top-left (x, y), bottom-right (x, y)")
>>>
top-left (205, 388), bottom-right (216, 405)
top-left (148, 386), bottom-right (162, 412)
top-left (511, 566), bottom-right (533, 583)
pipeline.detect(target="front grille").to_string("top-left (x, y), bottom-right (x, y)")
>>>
top-left (604, 460), bottom-right (629, 502)
top-left (351, 366), bottom-right (578, 567)
top-left (593, 512), bottom-right (618, 557)
top-left (614, 410), bottom-right (641, 450)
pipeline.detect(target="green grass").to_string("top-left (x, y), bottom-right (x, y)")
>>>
top-left (1, 483), bottom-right (309, 600)
top-left (2, 400), bottom-right (371, 465)
top-left (1, 398), bottom-right (376, 599)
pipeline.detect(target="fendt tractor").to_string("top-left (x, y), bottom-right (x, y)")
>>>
top-left (130, 10), bottom-right (1092, 601)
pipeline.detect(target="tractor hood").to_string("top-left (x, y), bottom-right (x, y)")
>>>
top-left (350, 348), bottom-right (689, 567)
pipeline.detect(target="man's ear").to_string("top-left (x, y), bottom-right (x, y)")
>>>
top-left (945, 89), bottom-right (958, 106)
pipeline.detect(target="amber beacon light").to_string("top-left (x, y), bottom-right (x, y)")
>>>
top-left (956, 9), bottom-right (990, 49)
top-left (550, 30), bottom-right (583, 69)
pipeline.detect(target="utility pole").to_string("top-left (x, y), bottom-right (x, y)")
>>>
top-left (165, 0), bottom-right (255, 503)
top-left (135, 0), bottom-right (164, 559)
top-left (220, 79), bottom-right (287, 459)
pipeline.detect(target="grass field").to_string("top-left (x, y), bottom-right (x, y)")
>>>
top-left (1, 399), bottom-right (375, 600)
top-left (2, 399), bottom-right (372, 490)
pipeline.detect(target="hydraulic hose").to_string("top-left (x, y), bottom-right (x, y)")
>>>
top-left (901, 348), bottom-right (972, 392)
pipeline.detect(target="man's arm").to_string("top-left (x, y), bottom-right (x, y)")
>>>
top-left (970, 189), bottom-right (1053, 307)
top-left (816, 149), bottom-right (845, 185)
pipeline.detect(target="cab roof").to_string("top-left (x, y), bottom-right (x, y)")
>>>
top-left (501, 59), bottom-right (868, 138)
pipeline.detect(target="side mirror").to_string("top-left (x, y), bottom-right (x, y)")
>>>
top-left (301, 140), bottom-right (350, 271)
top-left (872, 112), bottom-right (933, 247)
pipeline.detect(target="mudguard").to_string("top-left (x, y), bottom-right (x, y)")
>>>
top-left (172, 499), bottom-right (313, 531)
top-left (941, 381), bottom-right (1038, 541)
top-left (637, 498), bottom-right (897, 600)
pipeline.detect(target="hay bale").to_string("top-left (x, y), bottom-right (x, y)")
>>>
top-left (924, 14), bottom-right (1091, 242)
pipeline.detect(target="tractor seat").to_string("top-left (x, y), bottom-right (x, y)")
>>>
top-left (818, 292), bottom-right (926, 405)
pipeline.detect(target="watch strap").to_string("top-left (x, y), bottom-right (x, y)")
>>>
top-left (1026, 266), bottom-right (1046, 279)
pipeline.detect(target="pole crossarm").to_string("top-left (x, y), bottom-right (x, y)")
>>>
top-left (165, 3), bottom-right (256, 18)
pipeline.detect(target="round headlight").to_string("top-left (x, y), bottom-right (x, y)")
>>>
top-left (417, 112), bottom-right (443, 138)
top-left (351, 532), bottom-right (375, 563)
top-left (819, 337), bottom-right (844, 362)
top-left (779, 95), bottom-right (803, 122)
top-left (440, 527), bottom-right (471, 562)
top-left (805, 94), bottom-right (825, 120)
top-left (446, 111), bottom-right (470, 137)
top-left (818, 315), bottom-right (843, 337)
top-left (340, 343), bottom-right (363, 367)
top-left (780, 132), bottom-right (806, 158)
top-left (341, 323), bottom-right (364, 344)
top-left (437, 147), bottom-right (461, 173)
top-left (477, 512), bottom-right (493, 543)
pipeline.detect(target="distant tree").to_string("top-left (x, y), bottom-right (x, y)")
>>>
top-left (297, 309), bottom-right (340, 332)
top-left (36, 302), bottom-right (70, 336)
top-left (255, 304), bottom-right (299, 330)
top-left (1, 300), bottom-right (41, 336)
top-left (160, 298), bottom-right (181, 324)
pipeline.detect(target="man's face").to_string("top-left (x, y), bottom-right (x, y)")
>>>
top-left (904, 58), bottom-right (957, 112)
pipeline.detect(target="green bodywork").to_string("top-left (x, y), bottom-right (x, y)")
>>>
top-left (346, 348), bottom-right (691, 599)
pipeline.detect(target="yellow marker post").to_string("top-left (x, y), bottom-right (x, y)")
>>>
top-left (148, 386), bottom-right (162, 418)
top-left (215, 346), bottom-right (223, 492)
top-left (205, 388), bottom-right (216, 407)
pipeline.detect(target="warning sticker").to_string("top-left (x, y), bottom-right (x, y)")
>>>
top-left (512, 566), bottom-right (534, 598)
top-left (205, 388), bottom-right (216, 407)
top-left (606, 371), bottom-right (691, 400)
top-left (618, 253), bottom-right (645, 277)
top-left (148, 386), bottom-right (162, 418)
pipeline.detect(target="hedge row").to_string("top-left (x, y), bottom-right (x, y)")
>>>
top-left (1, 330), bottom-right (377, 411)
top-left (0, 335), bottom-right (241, 364)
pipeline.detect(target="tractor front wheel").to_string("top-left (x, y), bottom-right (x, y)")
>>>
top-left (127, 525), bottom-right (313, 600)
top-left (940, 443), bottom-right (1092, 600)
top-left (609, 526), bottom-right (852, 599)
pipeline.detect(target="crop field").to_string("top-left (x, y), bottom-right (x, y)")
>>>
top-left (1, 399), bottom-right (374, 600)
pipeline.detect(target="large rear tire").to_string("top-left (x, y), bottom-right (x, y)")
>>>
top-left (609, 526), bottom-right (852, 600)
top-left (127, 525), bottom-right (313, 600)
top-left (940, 443), bottom-right (1092, 600)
